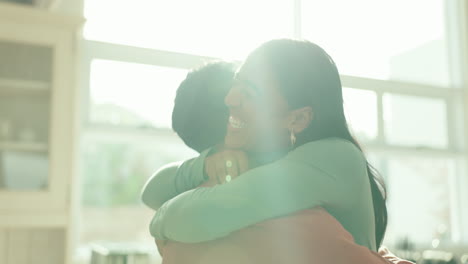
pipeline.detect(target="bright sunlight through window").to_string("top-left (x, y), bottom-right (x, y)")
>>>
top-left (84, 0), bottom-right (294, 60)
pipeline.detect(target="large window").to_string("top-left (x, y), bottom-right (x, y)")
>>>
top-left (302, 0), bottom-right (451, 87)
top-left (84, 0), bottom-right (294, 60)
top-left (77, 0), bottom-right (468, 262)
top-left (342, 78), bottom-right (462, 249)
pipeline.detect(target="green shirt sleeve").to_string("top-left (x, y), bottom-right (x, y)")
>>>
top-left (140, 148), bottom-right (211, 210)
top-left (149, 139), bottom-right (368, 243)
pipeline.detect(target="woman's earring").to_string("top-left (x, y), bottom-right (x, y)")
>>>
top-left (289, 128), bottom-right (296, 147)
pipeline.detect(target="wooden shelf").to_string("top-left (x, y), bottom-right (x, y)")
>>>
top-left (0, 78), bottom-right (50, 93)
top-left (0, 141), bottom-right (48, 152)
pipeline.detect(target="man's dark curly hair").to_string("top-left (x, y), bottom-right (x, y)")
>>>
top-left (172, 61), bottom-right (236, 153)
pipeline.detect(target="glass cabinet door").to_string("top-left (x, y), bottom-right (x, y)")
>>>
top-left (0, 40), bottom-right (52, 191)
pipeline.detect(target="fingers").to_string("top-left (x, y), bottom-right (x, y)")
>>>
top-left (204, 149), bottom-right (250, 185)
top-left (223, 150), bottom-right (249, 181)
top-left (234, 151), bottom-right (249, 174)
top-left (204, 156), bottom-right (217, 182)
top-left (214, 153), bottom-right (227, 184)
top-left (223, 151), bottom-right (239, 181)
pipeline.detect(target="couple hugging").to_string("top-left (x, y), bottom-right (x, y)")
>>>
top-left (141, 39), bottom-right (413, 264)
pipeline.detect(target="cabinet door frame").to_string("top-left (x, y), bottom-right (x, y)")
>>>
top-left (0, 19), bottom-right (76, 214)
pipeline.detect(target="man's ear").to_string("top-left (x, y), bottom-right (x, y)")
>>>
top-left (288, 106), bottom-right (313, 134)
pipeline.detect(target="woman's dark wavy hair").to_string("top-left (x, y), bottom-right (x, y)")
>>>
top-left (247, 39), bottom-right (387, 248)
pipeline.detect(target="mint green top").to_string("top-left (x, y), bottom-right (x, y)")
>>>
top-left (147, 138), bottom-right (377, 251)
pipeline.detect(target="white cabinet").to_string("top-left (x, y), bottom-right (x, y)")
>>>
top-left (0, 3), bottom-right (83, 264)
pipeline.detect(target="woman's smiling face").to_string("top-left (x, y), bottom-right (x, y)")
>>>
top-left (224, 55), bottom-right (291, 152)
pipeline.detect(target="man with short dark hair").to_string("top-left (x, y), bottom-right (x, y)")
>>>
top-left (172, 61), bottom-right (236, 153)
top-left (141, 61), bottom-right (237, 210)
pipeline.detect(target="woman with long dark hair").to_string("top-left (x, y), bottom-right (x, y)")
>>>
top-left (149, 39), bottom-right (389, 262)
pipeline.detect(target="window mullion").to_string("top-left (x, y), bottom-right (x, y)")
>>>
top-left (376, 90), bottom-right (385, 146)
top-left (293, 0), bottom-right (302, 38)
top-left (84, 40), bottom-right (219, 70)
top-left (341, 75), bottom-right (459, 99)
top-left (445, 0), bottom-right (468, 244)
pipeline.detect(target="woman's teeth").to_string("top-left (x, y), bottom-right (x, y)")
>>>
top-left (229, 116), bottom-right (246, 129)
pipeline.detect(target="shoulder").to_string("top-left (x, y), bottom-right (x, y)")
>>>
top-left (141, 161), bottom-right (182, 208)
top-left (153, 161), bottom-right (182, 176)
top-left (289, 137), bottom-right (364, 162)
top-left (141, 161), bottom-right (182, 197)
top-left (287, 138), bottom-right (367, 180)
